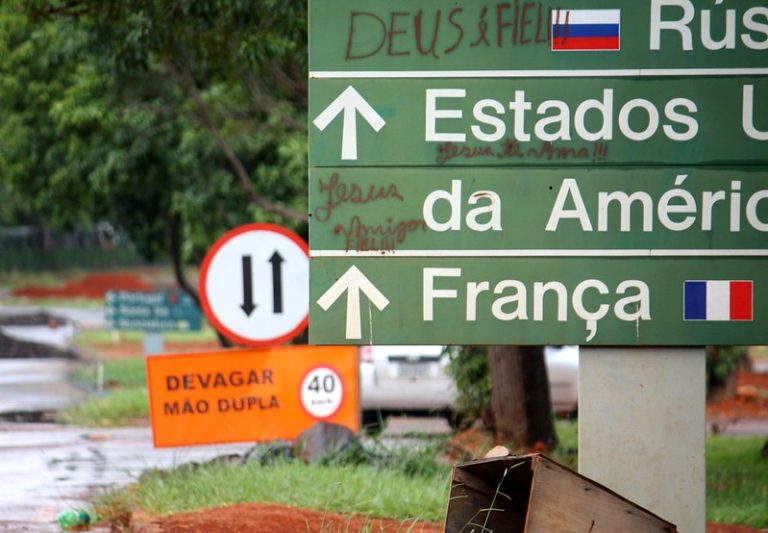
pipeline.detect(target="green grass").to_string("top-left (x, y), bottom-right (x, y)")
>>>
top-left (74, 327), bottom-right (217, 346)
top-left (1, 295), bottom-right (105, 308)
top-left (133, 459), bottom-right (451, 521)
top-left (63, 347), bottom-right (200, 427)
top-left (86, 416), bottom-right (767, 528)
top-left (0, 265), bottom-right (181, 290)
top-left (72, 356), bottom-right (148, 390)
top-left (707, 435), bottom-right (768, 528)
top-left (89, 421), bottom-right (588, 527)
top-left (72, 327), bottom-right (218, 390)
top-left (551, 418), bottom-right (578, 469)
top-left (95, 453), bottom-right (451, 525)
top-left (63, 357), bottom-right (149, 426)
top-left (0, 269), bottom-right (80, 289)
top-left (544, 420), bottom-right (768, 528)
top-left (55, 387), bottom-right (149, 427)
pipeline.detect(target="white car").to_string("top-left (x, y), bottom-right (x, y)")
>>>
top-left (359, 345), bottom-right (579, 416)
top-left (544, 345), bottom-right (579, 414)
top-left (360, 345), bottom-right (456, 412)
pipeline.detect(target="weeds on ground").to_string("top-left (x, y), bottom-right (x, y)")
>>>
top-left (55, 387), bottom-right (148, 426)
top-left (60, 356), bottom-right (149, 426)
top-left (314, 516), bottom-right (427, 533)
top-left (99, 442), bottom-right (451, 526)
top-left (91, 486), bottom-right (135, 532)
top-left (550, 419), bottom-right (578, 469)
top-left (71, 356), bottom-right (147, 390)
top-left (89, 418), bottom-right (768, 530)
top-left (706, 435), bottom-right (768, 528)
top-left (74, 327), bottom-right (217, 348)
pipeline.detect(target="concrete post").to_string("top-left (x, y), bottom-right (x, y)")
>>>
top-left (578, 347), bottom-right (706, 533)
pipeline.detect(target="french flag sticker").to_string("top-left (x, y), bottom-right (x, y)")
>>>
top-left (551, 9), bottom-right (621, 51)
top-left (684, 280), bottom-right (753, 321)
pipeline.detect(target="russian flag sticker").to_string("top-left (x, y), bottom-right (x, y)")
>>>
top-left (551, 9), bottom-right (621, 51)
top-left (683, 280), bottom-right (753, 321)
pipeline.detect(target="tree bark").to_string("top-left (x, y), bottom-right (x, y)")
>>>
top-left (169, 213), bottom-right (232, 348)
top-left (487, 345), bottom-right (557, 451)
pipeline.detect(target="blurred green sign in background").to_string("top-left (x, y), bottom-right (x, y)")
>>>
top-left (105, 290), bottom-right (202, 332)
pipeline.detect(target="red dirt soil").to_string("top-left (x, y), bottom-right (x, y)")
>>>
top-left (706, 526), bottom-right (767, 533)
top-left (707, 370), bottom-right (768, 420)
top-left (135, 503), bottom-right (763, 533)
top-left (134, 504), bottom-right (443, 533)
top-left (12, 272), bottom-right (152, 299)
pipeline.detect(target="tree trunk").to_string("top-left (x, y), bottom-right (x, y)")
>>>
top-left (487, 345), bottom-right (557, 451)
top-left (169, 213), bottom-right (232, 348)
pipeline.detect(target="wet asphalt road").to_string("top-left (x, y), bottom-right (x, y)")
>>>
top-left (0, 311), bottom-right (252, 531)
top-left (0, 418), bottom-right (450, 533)
top-left (0, 359), bottom-right (85, 415)
top-left (0, 423), bottom-right (254, 532)
top-left (0, 306), bottom-right (104, 417)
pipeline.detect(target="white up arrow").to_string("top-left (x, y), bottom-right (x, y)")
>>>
top-left (312, 86), bottom-right (386, 161)
top-left (316, 265), bottom-right (390, 340)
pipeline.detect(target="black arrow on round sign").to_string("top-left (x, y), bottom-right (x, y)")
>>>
top-left (240, 255), bottom-right (256, 316)
top-left (269, 251), bottom-right (284, 314)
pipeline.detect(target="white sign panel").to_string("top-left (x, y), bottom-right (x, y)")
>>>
top-left (200, 223), bottom-right (309, 346)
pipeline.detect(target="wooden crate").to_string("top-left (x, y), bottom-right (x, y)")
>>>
top-left (445, 453), bottom-right (677, 532)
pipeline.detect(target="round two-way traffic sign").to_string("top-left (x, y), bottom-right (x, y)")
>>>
top-left (199, 223), bottom-right (309, 347)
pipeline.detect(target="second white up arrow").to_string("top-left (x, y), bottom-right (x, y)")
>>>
top-left (316, 265), bottom-right (390, 340)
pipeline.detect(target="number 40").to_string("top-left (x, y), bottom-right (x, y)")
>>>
top-left (308, 374), bottom-right (336, 393)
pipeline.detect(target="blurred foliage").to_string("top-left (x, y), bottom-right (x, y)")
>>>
top-left (0, 0), bottom-right (308, 265)
top-left (448, 344), bottom-right (749, 418)
top-left (445, 345), bottom-right (491, 422)
top-left (707, 345), bottom-right (748, 390)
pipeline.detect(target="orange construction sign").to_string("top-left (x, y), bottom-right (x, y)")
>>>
top-left (146, 345), bottom-right (359, 447)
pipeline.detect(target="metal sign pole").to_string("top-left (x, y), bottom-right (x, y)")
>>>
top-left (143, 331), bottom-right (164, 355)
top-left (578, 347), bottom-right (706, 533)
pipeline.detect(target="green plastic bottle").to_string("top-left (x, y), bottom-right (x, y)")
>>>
top-left (57, 509), bottom-right (91, 530)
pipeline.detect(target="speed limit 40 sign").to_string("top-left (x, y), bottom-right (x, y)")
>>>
top-left (199, 223), bottom-right (309, 347)
top-left (300, 366), bottom-right (344, 419)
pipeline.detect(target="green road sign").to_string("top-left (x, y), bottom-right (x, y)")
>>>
top-left (309, 257), bottom-right (766, 345)
top-left (310, 0), bottom-right (768, 73)
top-left (105, 290), bottom-right (202, 331)
top-left (308, 0), bottom-right (768, 346)
top-left (310, 77), bottom-right (768, 167)
top-left (309, 166), bottom-right (768, 253)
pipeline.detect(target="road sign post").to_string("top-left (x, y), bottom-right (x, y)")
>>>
top-left (309, 1), bottom-right (767, 529)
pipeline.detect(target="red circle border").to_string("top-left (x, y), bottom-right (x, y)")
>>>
top-left (298, 364), bottom-right (345, 421)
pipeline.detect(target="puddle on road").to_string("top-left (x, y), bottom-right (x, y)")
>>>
top-left (0, 423), bottom-right (254, 530)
